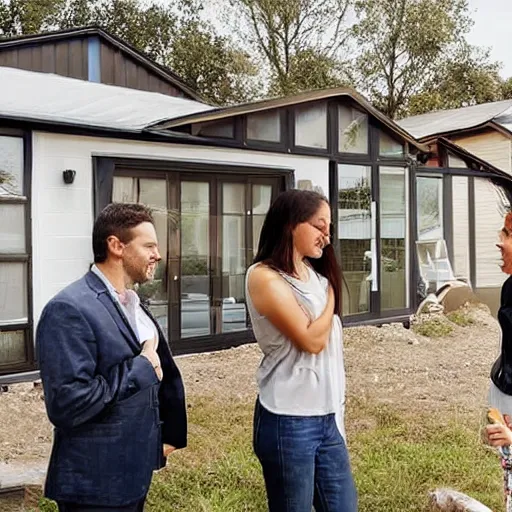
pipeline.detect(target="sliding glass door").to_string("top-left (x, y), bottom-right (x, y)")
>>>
top-left (112, 170), bottom-right (282, 350)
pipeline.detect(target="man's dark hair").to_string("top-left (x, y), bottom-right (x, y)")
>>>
top-left (93, 203), bottom-right (154, 263)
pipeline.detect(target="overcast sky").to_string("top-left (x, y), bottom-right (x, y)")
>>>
top-left (467, 0), bottom-right (512, 78)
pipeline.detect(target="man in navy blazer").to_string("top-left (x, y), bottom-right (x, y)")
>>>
top-left (36, 203), bottom-right (187, 511)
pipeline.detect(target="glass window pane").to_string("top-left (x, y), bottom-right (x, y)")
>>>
top-left (0, 263), bottom-right (28, 324)
top-left (379, 130), bottom-right (404, 157)
top-left (0, 136), bottom-right (23, 197)
top-left (112, 177), bottom-right (137, 202)
top-left (451, 176), bottom-right (470, 280)
top-left (247, 110), bottom-right (281, 142)
top-left (0, 330), bottom-right (26, 366)
top-left (181, 182), bottom-right (211, 338)
top-left (338, 106), bottom-right (368, 154)
top-left (222, 183), bottom-right (247, 333)
top-left (295, 102), bottom-right (327, 149)
top-left (138, 178), bottom-right (169, 333)
top-left (192, 119), bottom-right (234, 138)
top-left (252, 184), bottom-right (273, 252)
top-left (113, 176), bottom-right (169, 334)
top-left (417, 177), bottom-right (443, 241)
top-left (338, 165), bottom-right (372, 315)
top-left (223, 183), bottom-right (245, 214)
top-left (0, 203), bottom-right (25, 253)
top-left (380, 168), bottom-right (408, 311)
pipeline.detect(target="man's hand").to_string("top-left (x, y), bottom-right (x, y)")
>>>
top-left (163, 444), bottom-right (175, 457)
top-left (141, 336), bottom-right (162, 381)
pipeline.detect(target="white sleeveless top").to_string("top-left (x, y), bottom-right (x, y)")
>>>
top-left (246, 263), bottom-right (347, 438)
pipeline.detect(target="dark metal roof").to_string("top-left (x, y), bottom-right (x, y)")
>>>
top-left (0, 25), bottom-right (203, 102)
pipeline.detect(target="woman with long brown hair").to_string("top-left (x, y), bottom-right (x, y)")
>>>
top-left (246, 189), bottom-right (357, 512)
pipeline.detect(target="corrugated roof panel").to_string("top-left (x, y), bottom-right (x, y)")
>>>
top-left (0, 67), bottom-right (213, 131)
top-left (398, 100), bottom-right (512, 139)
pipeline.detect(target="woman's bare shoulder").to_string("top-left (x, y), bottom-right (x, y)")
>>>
top-left (248, 264), bottom-right (285, 290)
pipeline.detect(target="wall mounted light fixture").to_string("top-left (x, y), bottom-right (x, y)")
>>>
top-left (63, 169), bottom-right (76, 184)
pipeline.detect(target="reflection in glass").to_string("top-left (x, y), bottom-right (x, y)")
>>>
top-left (247, 111), bottom-right (281, 142)
top-left (192, 120), bottom-right (234, 138)
top-left (338, 106), bottom-right (368, 154)
top-left (380, 168), bottom-right (407, 311)
top-left (181, 182), bottom-right (211, 338)
top-left (112, 176), bottom-right (170, 334)
top-left (222, 183), bottom-right (247, 332)
top-left (338, 165), bottom-right (372, 315)
top-left (0, 263), bottom-right (28, 324)
top-left (416, 239), bottom-right (454, 293)
top-left (417, 177), bottom-right (443, 241)
top-left (0, 136), bottom-right (23, 197)
top-left (0, 330), bottom-right (26, 366)
top-left (0, 204), bottom-right (26, 253)
top-left (379, 130), bottom-right (404, 157)
top-left (295, 102), bottom-right (327, 148)
top-left (112, 177), bottom-right (136, 203)
top-left (252, 185), bottom-right (272, 253)
top-left (138, 178), bottom-right (170, 332)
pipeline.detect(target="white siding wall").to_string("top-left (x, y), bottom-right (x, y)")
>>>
top-left (32, 132), bottom-right (329, 323)
top-left (474, 177), bottom-right (509, 288)
top-left (453, 130), bottom-right (512, 172)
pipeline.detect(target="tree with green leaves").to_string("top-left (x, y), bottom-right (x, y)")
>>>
top-left (0, 0), bottom-right (258, 105)
top-left (169, 19), bottom-right (260, 105)
top-left (349, 0), bottom-right (503, 119)
top-left (229, 0), bottom-right (352, 96)
top-left (502, 77), bottom-right (512, 100)
top-left (0, 0), bottom-right (65, 35)
top-left (407, 45), bottom-right (505, 116)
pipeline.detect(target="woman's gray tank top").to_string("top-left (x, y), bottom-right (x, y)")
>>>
top-left (245, 263), bottom-right (347, 437)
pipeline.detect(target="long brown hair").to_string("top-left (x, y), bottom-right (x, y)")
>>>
top-left (254, 189), bottom-right (342, 315)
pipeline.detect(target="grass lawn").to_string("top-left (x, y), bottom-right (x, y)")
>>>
top-left (39, 397), bottom-right (505, 512)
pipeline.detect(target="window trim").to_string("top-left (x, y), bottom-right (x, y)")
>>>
top-left (0, 129), bottom-right (34, 374)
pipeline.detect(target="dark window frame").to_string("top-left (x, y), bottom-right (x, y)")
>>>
top-left (94, 156), bottom-right (291, 355)
top-left (0, 128), bottom-right (34, 375)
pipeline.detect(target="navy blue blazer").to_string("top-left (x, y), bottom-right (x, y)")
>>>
top-left (36, 271), bottom-right (187, 506)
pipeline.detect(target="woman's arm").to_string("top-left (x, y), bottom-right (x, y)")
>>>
top-left (247, 265), bottom-right (334, 354)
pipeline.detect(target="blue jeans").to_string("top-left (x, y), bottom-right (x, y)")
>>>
top-left (253, 399), bottom-right (357, 512)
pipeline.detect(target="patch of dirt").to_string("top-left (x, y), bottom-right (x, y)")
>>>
top-left (0, 303), bottom-right (500, 467)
